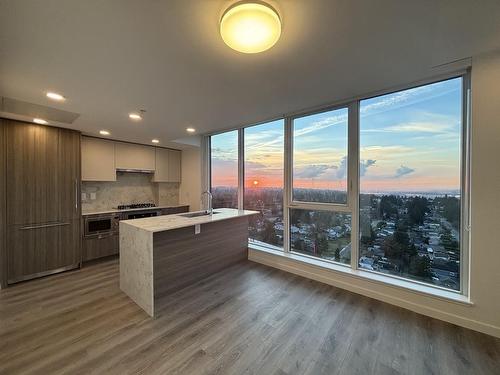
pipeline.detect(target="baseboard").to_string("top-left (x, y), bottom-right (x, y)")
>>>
top-left (249, 249), bottom-right (500, 339)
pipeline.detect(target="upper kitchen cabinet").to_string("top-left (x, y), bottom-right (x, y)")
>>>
top-left (152, 147), bottom-right (169, 182)
top-left (5, 121), bottom-right (81, 224)
top-left (81, 137), bottom-right (116, 181)
top-left (115, 142), bottom-right (155, 171)
top-left (168, 149), bottom-right (181, 182)
top-left (5, 121), bottom-right (80, 224)
top-left (153, 148), bottom-right (181, 182)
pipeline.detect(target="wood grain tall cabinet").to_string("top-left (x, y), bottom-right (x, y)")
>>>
top-left (0, 123), bottom-right (6, 288)
top-left (1, 119), bottom-right (81, 285)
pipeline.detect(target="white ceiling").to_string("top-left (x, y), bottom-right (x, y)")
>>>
top-left (1, 0), bottom-right (499, 148)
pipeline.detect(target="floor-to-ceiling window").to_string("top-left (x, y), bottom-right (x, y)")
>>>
top-left (244, 120), bottom-right (284, 249)
top-left (290, 107), bottom-right (352, 264)
top-left (210, 130), bottom-right (239, 208)
top-left (358, 77), bottom-right (464, 290)
top-left (207, 73), bottom-right (469, 294)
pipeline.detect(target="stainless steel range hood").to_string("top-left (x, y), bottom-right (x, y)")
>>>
top-left (116, 168), bottom-right (155, 174)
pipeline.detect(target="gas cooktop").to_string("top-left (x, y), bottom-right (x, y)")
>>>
top-left (117, 203), bottom-right (157, 210)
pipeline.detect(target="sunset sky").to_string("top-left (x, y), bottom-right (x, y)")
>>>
top-left (211, 77), bottom-right (462, 193)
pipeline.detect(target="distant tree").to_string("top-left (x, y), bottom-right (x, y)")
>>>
top-left (435, 196), bottom-right (460, 229)
top-left (334, 247), bottom-right (341, 262)
top-left (407, 197), bottom-right (429, 225)
top-left (379, 195), bottom-right (399, 218)
top-left (293, 238), bottom-right (304, 251)
top-left (384, 223), bottom-right (416, 273)
top-left (316, 235), bottom-right (329, 256)
top-left (383, 237), bottom-right (404, 260)
top-left (262, 220), bottom-right (278, 246)
top-left (440, 228), bottom-right (459, 256)
top-left (409, 256), bottom-right (433, 279)
top-left (393, 223), bottom-right (410, 248)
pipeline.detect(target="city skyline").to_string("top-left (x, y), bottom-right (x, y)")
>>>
top-left (211, 77), bottom-right (462, 193)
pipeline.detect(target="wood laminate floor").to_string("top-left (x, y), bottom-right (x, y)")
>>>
top-left (0, 258), bottom-right (499, 375)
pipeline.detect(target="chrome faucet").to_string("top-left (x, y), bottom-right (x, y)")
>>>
top-left (201, 191), bottom-right (213, 215)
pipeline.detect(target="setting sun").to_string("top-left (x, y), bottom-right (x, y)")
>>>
top-left (253, 180), bottom-right (259, 186)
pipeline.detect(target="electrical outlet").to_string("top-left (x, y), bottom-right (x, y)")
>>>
top-left (81, 192), bottom-right (87, 201)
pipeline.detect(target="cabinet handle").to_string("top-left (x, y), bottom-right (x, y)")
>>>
top-left (20, 222), bottom-right (70, 230)
top-left (75, 179), bottom-right (78, 212)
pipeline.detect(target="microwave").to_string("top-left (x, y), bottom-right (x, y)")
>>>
top-left (84, 214), bottom-right (120, 238)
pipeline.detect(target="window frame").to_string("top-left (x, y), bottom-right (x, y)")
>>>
top-left (289, 103), bottom-right (353, 210)
top-left (286, 102), bottom-right (358, 267)
top-left (203, 69), bottom-right (471, 296)
top-left (242, 120), bottom-right (286, 249)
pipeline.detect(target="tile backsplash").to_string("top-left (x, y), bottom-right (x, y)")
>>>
top-left (81, 172), bottom-right (179, 212)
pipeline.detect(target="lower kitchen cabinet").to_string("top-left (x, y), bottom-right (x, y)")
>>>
top-left (7, 219), bottom-right (81, 284)
top-left (161, 205), bottom-right (189, 215)
top-left (82, 234), bottom-right (119, 262)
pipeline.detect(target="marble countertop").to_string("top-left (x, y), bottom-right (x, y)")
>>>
top-left (82, 204), bottom-right (189, 216)
top-left (119, 208), bottom-right (259, 233)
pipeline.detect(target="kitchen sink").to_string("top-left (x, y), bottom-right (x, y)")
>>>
top-left (178, 210), bottom-right (219, 218)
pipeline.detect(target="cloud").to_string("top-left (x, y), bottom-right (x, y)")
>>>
top-left (294, 164), bottom-right (337, 179)
top-left (335, 157), bottom-right (376, 179)
top-left (395, 165), bottom-right (415, 178)
top-left (386, 122), bottom-right (448, 133)
top-left (294, 112), bottom-right (348, 138)
top-left (211, 158), bottom-right (237, 170)
top-left (211, 147), bottom-right (237, 161)
top-left (336, 156), bottom-right (347, 179)
top-left (361, 145), bottom-right (414, 159)
top-left (360, 159), bottom-right (376, 176)
top-left (360, 80), bottom-right (460, 119)
top-left (245, 161), bottom-right (268, 170)
top-left (361, 121), bottom-right (455, 134)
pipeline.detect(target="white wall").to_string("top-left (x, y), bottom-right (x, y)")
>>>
top-left (250, 50), bottom-right (500, 338)
top-left (179, 147), bottom-right (202, 211)
top-left (467, 49), bottom-right (500, 334)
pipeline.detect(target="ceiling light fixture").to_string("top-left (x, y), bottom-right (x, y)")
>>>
top-left (220, 1), bottom-right (281, 53)
top-left (99, 130), bottom-right (110, 136)
top-left (129, 113), bottom-right (142, 121)
top-left (33, 118), bottom-right (48, 125)
top-left (46, 92), bottom-right (66, 101)
top-left (129, 109), bottom-right (146, 121)
top-left (186, 127), bottom-right (196, 133)
top-left (152, 139), bottom-right (160, 144)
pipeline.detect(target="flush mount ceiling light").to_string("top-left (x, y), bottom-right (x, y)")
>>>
top-left (129, 109), bottom-right (146, 121)
top-left (46, 91), bottom-right (66, 101)
top-left (220, 1), bottom-right (281, 54)
top-left (33, 118), bottom-right (48, 124)
top-left (129, 113), bottom-right (142, 121)
top-left (186, 127), bottom-right (196, 133)
top-left (151, 139), bottom-right (160, 144)
top-left (99, 130), bottom-right (110, 136)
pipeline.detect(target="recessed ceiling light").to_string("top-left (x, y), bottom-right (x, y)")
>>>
top-left (46, 92), bottom-right (66, 101)
top-left (99, 130), bottom-right (110, 136)
top-left (151, 139), bottom-right (160, 144)
top-left (186, 127), bottom-right (196, 133)
top-left (129, 113), bottom-right (142, 121)
top-left (33, 118), bottom-right (48, 124)
top-left (220, 1), bottom-right (281, 54)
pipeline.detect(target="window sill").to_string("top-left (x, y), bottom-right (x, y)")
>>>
top-left (248, 243), bottom-right (473, 306)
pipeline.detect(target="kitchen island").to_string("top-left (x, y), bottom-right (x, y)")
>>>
top-left (119, 208), bottom-right (258, 317)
